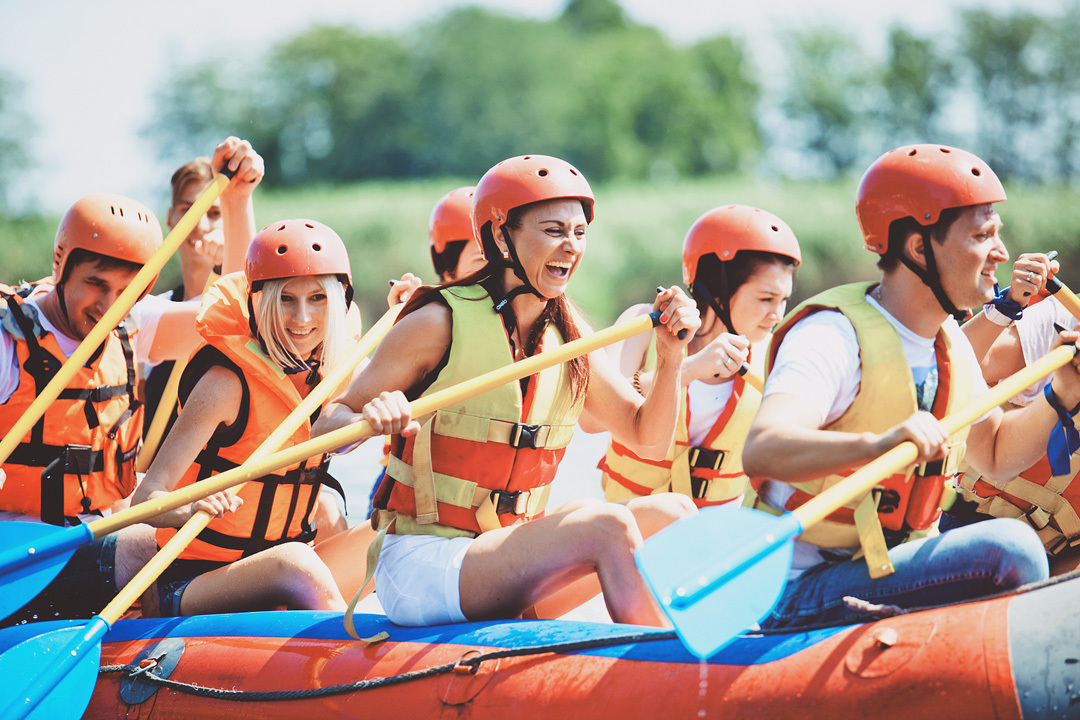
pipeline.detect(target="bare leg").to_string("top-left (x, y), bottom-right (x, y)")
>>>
top-left (312, 489), bottom-right (348, 541)
top-left (315, 522), bottom-right (379, 601)
top-left (114, 523), bottom-right (159, 588)
top-left (528, 493), bottom-right (696, 619)
top-left (459, 498), bottom-right (692, 626)
top-left (178, 542), bottom-right (346, 616)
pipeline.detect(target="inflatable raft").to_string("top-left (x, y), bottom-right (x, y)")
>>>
top-left (2, 573), bottom-right (1077, 719)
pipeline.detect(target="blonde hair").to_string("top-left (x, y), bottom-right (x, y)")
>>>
top-left (253, 275), bottom-right (348, 378)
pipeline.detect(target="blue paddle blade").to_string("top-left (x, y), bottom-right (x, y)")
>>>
top-left (0, 620), bottom-right (105, 720)
top-left (635, 506), bottom-right (797, 659)
top-left (0, 522), bottom-right (87, 621)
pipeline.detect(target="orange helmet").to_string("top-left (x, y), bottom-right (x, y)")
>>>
top-left (53, 193), bottom-right (163, 298)
top-left (856, 144), bottom-right (1006, 254)
top-left (429, 186), bottom-right (477, 254)
top-left (682, 205), bottom-right (801, 287)
top-left (246, 219), bottom-right (353, 306)
top-left (472, 154), bottom-right (595, 258)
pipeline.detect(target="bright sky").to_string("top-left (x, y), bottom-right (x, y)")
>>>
top-left (0, 0), bottom-right (1066, 213)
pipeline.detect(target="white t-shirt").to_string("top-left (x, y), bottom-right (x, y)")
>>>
top-left (1011, 296), bottom-right (1078, 407)
top-left (759, 292), bottom-right (990, 574)
top-left (0, 285), bottom-right (168, 404)
top-left (686, 379), bottom-right (735, 446)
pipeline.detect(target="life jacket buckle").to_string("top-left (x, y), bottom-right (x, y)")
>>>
top-left (509, 423), bottom-right (542, 449)
top-left (688, 446), bottom-right (725, 471)
top-left (689, 477), bottom-right (710, 500)
top-left (491, 489), bottom-right (529, 516)
top-left (871, 486), bottom-right (902, 516)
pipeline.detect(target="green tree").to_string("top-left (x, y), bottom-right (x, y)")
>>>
top-left (0, 69), bottom-right (33, 209)
top-left (957, 8), bottom-right (1052, 181)
top-left (878, 26), bottom-right (954, 146)
top-left (778, 29), bottom-right (876, 177)
top-left (560, 0), bottom-right (629, 33)
top-left (266, 26), bottom-right (416, 183)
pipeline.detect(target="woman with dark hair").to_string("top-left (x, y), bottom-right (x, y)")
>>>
top-left (313, 155), bottom-right (699, 627)
top-left (599, 205), bottom-right (800, 509)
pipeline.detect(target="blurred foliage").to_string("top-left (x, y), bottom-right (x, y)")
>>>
top-left (6, 177), bottom-right (1080, 329)
top-left (145, 0), bottom-right (761, 186)
top-left (0, 69), bottom-right (32, 210)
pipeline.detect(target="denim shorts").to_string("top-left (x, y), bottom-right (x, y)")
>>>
top-left (156, 558), bottom-right (229, 617)
top-left (0, 533), bottom-right (118, 628)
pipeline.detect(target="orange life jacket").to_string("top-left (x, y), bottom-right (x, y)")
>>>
top-left (155, 273), bottom-right (338, 562)
top-left (373, 284), bottom-right (584, 538)
top-left (0, 281), bottom-right (141, 524)
top-left (599, 332), bottom-right (764, 507)
top-left (749, 282), bottom-right (972, 578)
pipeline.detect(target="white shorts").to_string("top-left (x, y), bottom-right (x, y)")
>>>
top-left (374, 533), bottom-right (472, 626)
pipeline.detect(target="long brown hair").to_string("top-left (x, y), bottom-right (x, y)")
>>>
top-left (400, 202), bottom-right (591, 403)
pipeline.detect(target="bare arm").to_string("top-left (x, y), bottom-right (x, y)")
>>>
top-left (577, 287), bottom-right (699, 459)
top-left (312, 302), bottom-right (451, 441)
top-left (742, 392), bottom-right (950, 483)
top-left (132, 365), bottom-right (244, 527)
top-left (966, 331), bottom-right (1080, 481)
top-left (211, 137), bottom-right (265, 275)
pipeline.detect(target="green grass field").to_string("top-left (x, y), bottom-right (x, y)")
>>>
top-left (4, 176), bottom-right (1079, 327)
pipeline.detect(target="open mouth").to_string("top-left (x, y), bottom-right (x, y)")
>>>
top-left (546, 261), bottom-right (572, 279)
top-left (288, 328), bottom-right (316, 339)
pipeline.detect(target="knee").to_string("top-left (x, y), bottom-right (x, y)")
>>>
top-left (625, 492), bottom-right (696, 538)
top-left (972, 518), bottom-right (1049, 588)
top-left (114, 524), bottom-right (159, 588)
top-left (574, 503), bottom-right (642, 554)
top-left (267, 544), bottom-right (341, 603)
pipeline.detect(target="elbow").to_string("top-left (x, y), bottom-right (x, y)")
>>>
top-left (636, 437), bottom-right (674, 462)
top-left (741, 435), bottom-right (767, 478)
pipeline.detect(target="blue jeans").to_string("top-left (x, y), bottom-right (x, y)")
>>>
top-left (761, 517), bottom-right (1049, 631)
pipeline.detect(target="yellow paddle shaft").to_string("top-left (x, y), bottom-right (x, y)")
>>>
top-left (88, 310), bottom-right (659, 540)
top-left (99, 303), bottom-right (404, 623)
top-left (0, 173), bottom-right (232, 467)
top-left (1049, 278), bottom-right (1080, 321)
top-left (793, 343), bottom-right (1077, 530)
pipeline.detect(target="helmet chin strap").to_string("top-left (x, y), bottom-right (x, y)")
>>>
top-left (897, 232), bottom-right (968, 322)
top-left (480, 222), bottom-right (545, 314)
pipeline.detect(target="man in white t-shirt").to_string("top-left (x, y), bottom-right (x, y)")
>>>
top-left (0, 137), bottom-right (264, 628)
top-left (742, 144), bottom-right (1079, 630)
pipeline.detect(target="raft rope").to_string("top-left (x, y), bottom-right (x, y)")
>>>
top-left (98, 628), bottom-right (678, 702)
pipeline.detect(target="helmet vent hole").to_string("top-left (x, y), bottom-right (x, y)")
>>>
top-left (276, 245), bottom-right (288, 255)
top-left (305, 223), bottom-right (314, 228)
top-left (118, 207), bottom-right (124, 217)
top-left (523, 156), bottom-right (531, 160)
top-left (538, 169), bottom-right (549, 177)
top-left (971, 167), bottom-right (981, 176)
top-left (312, 244), bottom-right (322, 252)
top-left (908, 149), bottom-right (917, 156)
top-left (771, 225), bottom-right (779, 232)
top-left (940, 147), bottom-right (951, 153)
top-left (110, 206), bottom-right (116, 215)
top-left (277, 224), bottom-right (287, 231)
top-left (569, 169), bottom-right (578, 176)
